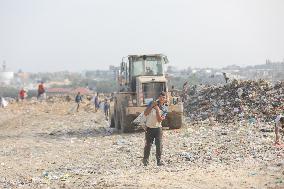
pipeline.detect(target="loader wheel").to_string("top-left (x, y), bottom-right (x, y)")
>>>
top-left (110, 115), bottom-right (115, 128)
top-left (120, 110), bottom-right (135, 133)
top-left (168, 112), bottom-right (183, 129)
top-left (114, 109), bottom-right (121, 130)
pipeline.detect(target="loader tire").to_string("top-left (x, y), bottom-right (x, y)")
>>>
top-left (120, 110), bottom-right (135, 133)
top-left (110, 114), bottom-right (115, 128)
top-left (168, 112), bottom-right (183, 129)
top-left (114, 108), bottom-right (121, 130)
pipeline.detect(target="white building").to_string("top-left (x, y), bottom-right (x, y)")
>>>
top-left (0, 63), bottom-right (14, 85)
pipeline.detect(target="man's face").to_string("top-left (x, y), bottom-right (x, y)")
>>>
top-left (159, 95), bottom-right (166, 103)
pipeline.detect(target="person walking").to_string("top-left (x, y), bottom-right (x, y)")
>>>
top-left (142, 91), bottom-right (168, 166)
top-left (37, 82), bottom-right (45, 99)
top-left (104, 99), bottom-right (110, 120)
top-left (94, 93), bottom-right (100, 112)
top-left (75, 92), bottom-right (82, 112)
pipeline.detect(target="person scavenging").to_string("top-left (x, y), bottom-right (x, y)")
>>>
top-left (94, 92), bottom-right (100, 112)
top-left (104, 98), bottom-right (110, 120)
top-left (75, 92), bottom-right (82, 112)
top-left (142, 91), bottom-right (168, 166)
top-left (222, 72), bottom-right (229, 83)
top-left (274, 114), bottom-right (284, 145)
top-left (19, 88), bottom-right (26, 101)
top-left (37, 82), bottom-right (45, 99)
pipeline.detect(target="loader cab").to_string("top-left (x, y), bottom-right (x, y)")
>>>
top-left (120, 54), bottom-right (168, 92)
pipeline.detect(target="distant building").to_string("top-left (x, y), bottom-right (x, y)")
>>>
top-left (83, 66), bottom-right (120, 80)
top-left (46, 88), bottom-right (72, 95)
top-left (0, 62), bottom-right (14, 85)
top-left (46, 87), bottom-right (92, 95)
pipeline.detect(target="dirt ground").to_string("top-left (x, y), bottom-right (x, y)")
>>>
top-left (0, 100), bottom-right (283, 189)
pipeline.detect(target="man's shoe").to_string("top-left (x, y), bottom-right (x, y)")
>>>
top-left (142, 159), bottom-right (149, 166)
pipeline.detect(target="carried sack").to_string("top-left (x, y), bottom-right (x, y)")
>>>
top-left (132, 109), bottom-right (157, 130)
top-left (132, 112), bottom-right (147, 130)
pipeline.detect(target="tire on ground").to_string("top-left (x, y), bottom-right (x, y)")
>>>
top-left (120, 109), bottom-right (136, 133)
top-left (114, 108), bottom-right (121, 130)
top-left (110, 114), bottom-right (115, 128)
top-left (167, 112), bottom-right (183, 129)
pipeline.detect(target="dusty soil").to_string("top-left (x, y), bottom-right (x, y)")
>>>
top-left (0, 100), bottom-right (283, 189)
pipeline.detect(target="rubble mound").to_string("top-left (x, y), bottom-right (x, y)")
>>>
top-left (184, 80), bottom-right (284, 124)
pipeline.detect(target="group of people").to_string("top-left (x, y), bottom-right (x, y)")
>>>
top-left (17, 82), bottom-right (46, 101)
top-left (6, 82), bottom-right (284, 167)
top-left (75, 92), bottom-right (110, 120)
top-left (0, 82), bottom-right (46, 109)
top-left (16, 82), bottom-right (110, 118)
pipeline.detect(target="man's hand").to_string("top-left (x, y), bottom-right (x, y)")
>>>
top-left (153, 105), bottom-right (160, 111)
top-left (153, 105), bottom-right (165, 122)
top-left (152, 101), bottom-right (158, 108)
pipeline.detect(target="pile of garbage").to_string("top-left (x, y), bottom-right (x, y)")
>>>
top-left (183, 80), bottom-right (284, 124)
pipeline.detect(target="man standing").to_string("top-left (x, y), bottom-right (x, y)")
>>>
top-left (94, 92), bottom-right (100, 112)
top-left (75, 92), bottom-right (82, 112)
top-left (19, 88), bottom-right (26, 101)
top-left (104, 99), bottom-right (110, 120)
top-left (274, 114), bottom-right (284, 145)
top-left (181, 81), bottom-right (189, 102)
top-left (37, 82), bottom-right (45, 99)
top-left (222, 72), bottom-right (229, 83)
top-left (142, 91), bottom-right (168, 166)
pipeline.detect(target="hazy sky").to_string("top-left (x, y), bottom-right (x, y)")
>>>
top-left (0, 0), bottom-right (284, 72)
